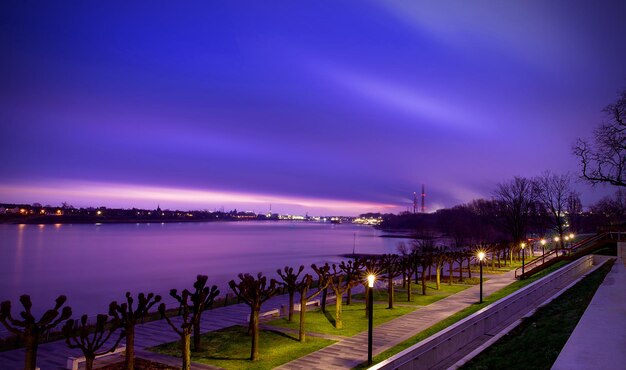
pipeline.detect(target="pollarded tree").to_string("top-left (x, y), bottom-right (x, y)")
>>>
top-left (276, 265), bottom-right (305, 322)
top-left (169, 275), bottom-right (219, 352)
top-left (159, 289), bottom-right (205, 370)
top-left (340, 258), bottom-right (364, 305)
top-left (432, 247), bottom-right (448, 290)
top-left (400, 254), bottom-right (418, 302)
top-left (62, 314), bottom-right (124, 370)
top-left (0, 295), bottom-right (72, 370)
top-left (330, 260), bottom-right (363, 328)
top-left (411, 239), bottom-right (436, 295)
top-left (296, 273), bottom-right (329, 342)
top-left (109, 292), bottom-right (162, 370)
top-left (229, 272), bottom-right (279, 361)
top-left (574, 88), bottom-right (626, 188)
top-left (377, 254), bottom-right (403, 309)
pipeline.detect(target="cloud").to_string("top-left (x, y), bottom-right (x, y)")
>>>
top-left (311, 61), bottom-right (481, 132)
top-left (0, 180), bottom-right (398, 216)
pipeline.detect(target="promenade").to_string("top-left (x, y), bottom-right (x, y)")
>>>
top-left (0, 271), bottom-right (515, 370)
top-left (552, 254), bottom-right (626, 370)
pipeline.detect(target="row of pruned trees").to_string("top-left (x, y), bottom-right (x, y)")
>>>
top-left (0, 247), bottom-right (493, 370)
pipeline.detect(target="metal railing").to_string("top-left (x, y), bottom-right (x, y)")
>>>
top-left (515, 232), bottom-right (619, 278)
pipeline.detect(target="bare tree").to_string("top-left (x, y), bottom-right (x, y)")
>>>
top-left (566, 191), bottom-right (583, 233)
top-left (276, 265), bottom-right (305, 322)
top-left (169, 275), bottom-right (219, 352)
top-left (534, 172), bottom-right (574, 253)
top-left (0, 295), bottom-right (72, 370)
top-left (229, 273), bottom-right (279, 361)
top-left (574, 88), bottom-right (626, 187)
top-left (591, 189), bottom-right (626, 226)
top-left (109, 292), bottom-right (161, 370)
top-left (493, 176), bottom-right (537, 248)
top-left (295, 273), bottom-right (328, 342)
top-left (62, 314), bottom-right (124, 370)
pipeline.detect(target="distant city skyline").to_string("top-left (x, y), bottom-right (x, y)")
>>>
top-left (2, 1), bottom-right (626, 215)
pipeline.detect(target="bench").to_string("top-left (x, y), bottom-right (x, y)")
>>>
top-left (247, 309), bottom-right (280, 322)
top-left (66, 346), bottom-right (126, 370)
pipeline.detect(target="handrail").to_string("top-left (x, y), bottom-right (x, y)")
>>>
top-left (514, 233), bottom-right (611, 278)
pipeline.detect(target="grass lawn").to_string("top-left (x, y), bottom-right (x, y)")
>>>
top-left (149, 325), bottom-right (334, 370)
top-left (353, 280), bottom-right (480, 306)
top-left (268, 302), bottom-right (416, 337)
top-left (353, 260), bottom-right (571, 369)
top-left (461, 259), bottom-right (615, 370)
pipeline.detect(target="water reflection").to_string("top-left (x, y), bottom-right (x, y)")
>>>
top-left (0, 222), bottom-right (407, 317)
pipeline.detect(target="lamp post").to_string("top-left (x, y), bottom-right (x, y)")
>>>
top-left (367, 274), bottom-right (375, 365)
top-left (554, 236), bottom-right (560, 256)
top-left (540, 239), bottom-right (546, 264)
top-left (477, 251), bottom-right (486, 303)
top-left (520, 242), bottom-right (526, 277)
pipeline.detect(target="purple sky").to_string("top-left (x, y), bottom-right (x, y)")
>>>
top-left (1, 1), bottom-right (625, 215)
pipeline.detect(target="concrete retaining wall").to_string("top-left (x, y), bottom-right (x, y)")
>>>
top-left (371, 255), bottom-right (600, 370)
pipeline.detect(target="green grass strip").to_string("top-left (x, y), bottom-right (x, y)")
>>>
top-left (353, 261), bottom-right (570, 369)
top-left (461, 258), bottom-right (614, 370)
top-left (268, 302), bottom-right (415, 337)
top-left (150, 325), bottom-right (335, 370)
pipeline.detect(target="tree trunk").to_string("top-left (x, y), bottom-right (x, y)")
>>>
top-left (24, 334), bottom-right (39, 370)
top-left (467, 258), bottom-right (472, 279)
top-left (299, 291), bottom-right (307, 342)
top-left (458, 260), bottom-right (463, 282)
top-left (125, 325), bottom-right (135, 370)
top-left (346, 287), bottom-right (352, 305)
top-left (387, 277), bottom-right (394, 309)
top-left (406, 279), bottom-right (412, 302)
top-left (321, 288), bottom-right (327, 313)
top-left (449, 261), bottom-right (454, 285)
top-left (248, 306), bottom-right (254, 336)
top-left (402, 272), bottom-right (406, 288)
top-left (288, 292), bottom-right (294, 322)
top-left (193, 319), bottom-right (201, 352)
top-left (421, 268), bottom-right (427, 295)
top-left (428, 265), bottom-right (432, 281)
top-left (85, 356), bottom-right (95, 370)
top-left (435, 264), bottom-right (441, 290)
top-left (182, 330), bottom-right (191, 370)
top-left (250, 307), bottom-right (260, 361)
top-left (334, 289), bottom-right (343, 329)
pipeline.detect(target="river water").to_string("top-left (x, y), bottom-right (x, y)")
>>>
top-left (0, 221), bottom-right (406, 319)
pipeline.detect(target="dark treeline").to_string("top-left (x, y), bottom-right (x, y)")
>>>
top-left (0, 203), bottom-right (272, 224)
top-left (380, 175), bottom-right (625, 240)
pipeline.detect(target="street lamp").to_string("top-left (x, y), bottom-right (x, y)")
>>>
top-left (520, 242), bottom-right (526, 277)
top-left (540, 239), bottom-right (546, 263)
top-left (554, 236), bottom-right (560, 256)
top-left (477, 251), bottom-right (486, 303)
top-left (367, 274), bottom-right (375, 365)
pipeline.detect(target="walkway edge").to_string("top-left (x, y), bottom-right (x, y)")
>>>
top-left (449, 255), bottom-right (613, 370)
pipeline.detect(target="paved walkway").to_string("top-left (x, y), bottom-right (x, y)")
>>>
top-left (0, 291), bottom-right (298, 370)
top-left (276, 271), bottom-right (516, 370)
top-left (552, 257), bottom-right (626, 370)
top-left (0, 271), bottom-right (515, 370)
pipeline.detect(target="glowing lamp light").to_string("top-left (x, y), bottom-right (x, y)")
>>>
top-left (477, 251), bottom-right (486, 261)
top-left (540, 239), bottom-right (546, 245)
top-left (367, 274), bottom-right (376, 288)
top-left (564, 236), bottom-right (570, 241)
top-left (569, 233), bottom-right (574, 239)
top-left (554, 236), bottom-right (560, 242)
top-left (520, 242), bottom-right (526, 249)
